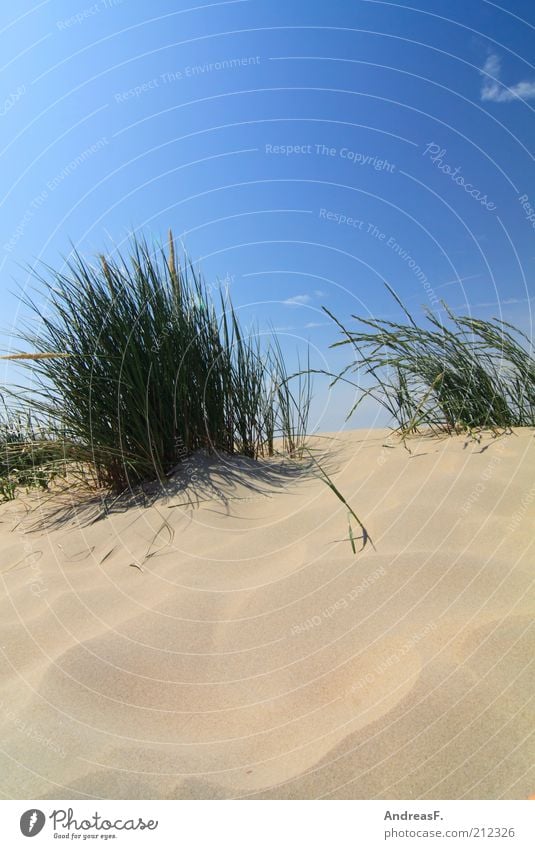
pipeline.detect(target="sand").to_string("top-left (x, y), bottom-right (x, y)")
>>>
top-left (0, 428), bottom-right (533, 800)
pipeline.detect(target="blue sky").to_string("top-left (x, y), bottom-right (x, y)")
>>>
top-left (1, 0), bottom-right (534, 429)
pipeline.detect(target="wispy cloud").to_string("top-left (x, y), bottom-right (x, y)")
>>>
top-left (480, 53), bottom-right (535, 103)
top-left (283, 294), bottom-right (311, 306)
top-left (453, 296), bottom-right (535, 309)
top-left (304, 321), bottom-right (328, 329)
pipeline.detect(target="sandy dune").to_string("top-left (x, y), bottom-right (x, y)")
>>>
top-left (0, 428), bottom-right (533, 799)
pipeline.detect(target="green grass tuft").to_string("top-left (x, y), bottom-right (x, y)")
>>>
top-left (8, 232), bottom-right (312, 493)
top-left (323, 287), bottom-right (534, 435)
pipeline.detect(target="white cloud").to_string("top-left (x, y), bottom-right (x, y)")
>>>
top-left (283, 294), bottom-right (311, 306)
top-left (455, 296), bottom-right (534, 309)
top-left (480, 53), bottom-right (535, 103)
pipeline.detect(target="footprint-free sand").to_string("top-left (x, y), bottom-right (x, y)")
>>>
top-left (0, 429), bottom-right (533, 799)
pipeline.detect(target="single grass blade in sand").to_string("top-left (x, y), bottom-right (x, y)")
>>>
top-left (304, 447), bottom-right (373, 552)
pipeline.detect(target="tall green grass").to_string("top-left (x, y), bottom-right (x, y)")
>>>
top-left (324, 287), bottom-right (534, 434)
top-left (10, 232), bottom-right (311, 492)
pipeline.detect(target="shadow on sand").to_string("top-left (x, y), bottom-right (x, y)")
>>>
top-left (12, 445), bottom-right (341, 533)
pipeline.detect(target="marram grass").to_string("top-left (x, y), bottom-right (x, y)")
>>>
top-left (8, 232), bottom-right (311, 493)
top-left (323, 286), bottom-right (534, 435)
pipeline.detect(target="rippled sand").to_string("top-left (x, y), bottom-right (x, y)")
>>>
top-left (0, 428), bottom-right (533, 799)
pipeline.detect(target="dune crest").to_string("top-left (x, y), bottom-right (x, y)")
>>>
top-left (0, 429), bottom-right (533, 799)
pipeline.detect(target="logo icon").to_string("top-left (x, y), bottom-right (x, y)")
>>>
top-left (20, 810), bottom-right (46, 837)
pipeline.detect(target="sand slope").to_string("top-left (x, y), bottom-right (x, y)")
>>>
top-left (0, 428), bottom-right (533, 799)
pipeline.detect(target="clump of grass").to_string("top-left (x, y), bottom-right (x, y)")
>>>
top-left (10, 232), bottom-right (312, 492)
top-left (324, 286), bottom-right (535, 435)
top-left (269, 338), bottom-right (312, 459)
top-left (0, 404), bottom-right (67, 500)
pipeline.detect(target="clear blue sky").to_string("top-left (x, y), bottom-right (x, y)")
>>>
top-left (1, 0), bottom-right (534, 429)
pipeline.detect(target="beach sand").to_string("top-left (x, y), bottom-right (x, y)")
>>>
top-left (0, 428), bottom-right (533, 800)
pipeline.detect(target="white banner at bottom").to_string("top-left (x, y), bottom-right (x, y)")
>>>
top-left (2, 800), bottom-right (533, 848)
